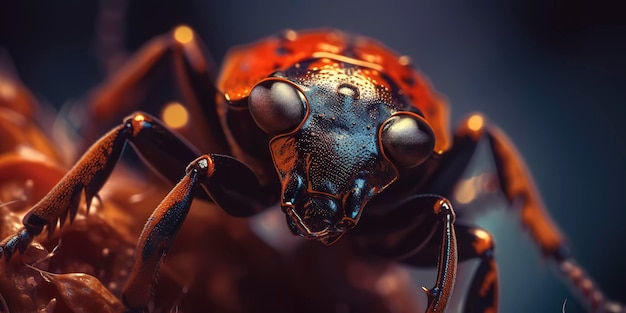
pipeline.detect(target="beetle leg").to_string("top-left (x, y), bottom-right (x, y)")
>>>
top-left (122, 151), bottom-right (274, 311)
top-left (127, 113), bottom-right (276, 216)
top-left (0, 112), bottom-right (274, 261)
top-left (426, 114), bottom-right (624, 312)
top-left (442, 226), bottom-right (498, 313)
top-left (356, 195), bottom-right (458, 313)
top-left (85, 25), bottom-right (228, 154)
top-left (121, 156), bottom-right (203, 311)
top-left (1, 119), bottom-right (133, 260)
top-left (401, 225), bottom-right (498, 313)
top-left (422, 198), bottom-right (457, 313)
top-left (456, 226), bottom-right (498, 313)
top-left (483, 120), bottom-right (626, 313)
top-left (427, 114), bottom-right (564, 250)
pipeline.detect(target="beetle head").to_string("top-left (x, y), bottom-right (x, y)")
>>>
top-left (248, 60), bottom-right (435, 244)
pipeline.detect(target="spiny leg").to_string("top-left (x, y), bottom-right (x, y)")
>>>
top-left (357, 195), bottom-right (458, 313)
top-left (426, 113), bottom-right (623, 313)
top-left (0, 112), bottom-right (274, 261)
top-left (1, 120), bottom-right (133, 260)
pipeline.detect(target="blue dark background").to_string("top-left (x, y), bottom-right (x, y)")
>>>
top-left (1, 1), bottom-right (625, 312)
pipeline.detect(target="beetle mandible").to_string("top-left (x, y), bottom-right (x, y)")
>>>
top-left (1, 27), bottom-right (623, 313)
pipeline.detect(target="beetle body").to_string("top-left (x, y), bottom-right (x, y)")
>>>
top-left (0, 36), bottom-right (422, 313)
top-left (0, 27), bottom-right (622, 313)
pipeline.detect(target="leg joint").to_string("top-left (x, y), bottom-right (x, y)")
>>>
top-left (472, 228), bottom-right (495, 259)
top-left (186, 154), bottom-right (215, 178)
top-left (434, 197), bottom-right (456, 223)
top-left (123, 112), bottom-right (155, 137)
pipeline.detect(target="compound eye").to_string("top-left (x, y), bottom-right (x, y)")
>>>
top-left (380, 113), bottom-right (435, 168)
top-left (249, 79), bottom-right (307, 134)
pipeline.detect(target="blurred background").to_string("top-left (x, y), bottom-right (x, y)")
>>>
top-left (1, 0), bottom-right (625, 312)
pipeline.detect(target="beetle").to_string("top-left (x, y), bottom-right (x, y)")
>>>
top-left (0, 51), bottom-right (420, 313)
top-left (1, 26), bottom-right (623, 312)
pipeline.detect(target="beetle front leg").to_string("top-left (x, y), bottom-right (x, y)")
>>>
top-left (423, 198), bottom-right (457, 313)
top-left (403, 224), bottom-right (498, 313)
top-left (357, 196), bottom-right (458, 313)
top-left (121, 156), bottom-right (203, 311)
top-left (0, 112), bottom-right (273, 261)
top-left (0, 120), bottom-right (132, 260)
top-left (122, 152), bottom-right (273, 311)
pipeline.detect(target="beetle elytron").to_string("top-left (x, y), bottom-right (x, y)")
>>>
top-left (1, 27), bottom-right (623, 312)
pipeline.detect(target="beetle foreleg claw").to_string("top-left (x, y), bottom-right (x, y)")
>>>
top-left (421, 286), bottom-right (439, 305)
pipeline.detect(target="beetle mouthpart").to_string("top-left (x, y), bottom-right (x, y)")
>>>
top-left (285, 206), bottom-right (314, 235)
top-left (335, 219), bottom-right (355, 231)
top-left (285, 207), bottom-right (329, 237)
top-left (285, 207), bottom-right (349, 245)
top-left (320, 232), bottom-right (344, 245)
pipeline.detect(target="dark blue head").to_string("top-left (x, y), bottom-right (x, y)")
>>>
top-left (248, 57), bottom-right (435, 244)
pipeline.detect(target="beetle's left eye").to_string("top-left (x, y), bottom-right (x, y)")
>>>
top-left (249, 79), bottom-right (307, 134)
top-left (380, 113), bottom-right (435, 168)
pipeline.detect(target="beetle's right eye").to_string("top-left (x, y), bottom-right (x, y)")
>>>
top-left (380, 113), bottom-right (435, 168)
top-left (249, 79), bottom-right (307, 134)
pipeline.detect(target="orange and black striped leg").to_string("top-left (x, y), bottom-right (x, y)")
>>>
top-left (484, 118), bottom-right (626, 313)
top-left (0, 112), bottom-right (273, 262)
top-left (121, 156), bottom-right (204, 311)
top-left (121, 154), bottom-right (207, 311)
top-left (122, 151), bottom-right (275, 311)
top-left (1, 116), bottom-right (136, 260)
